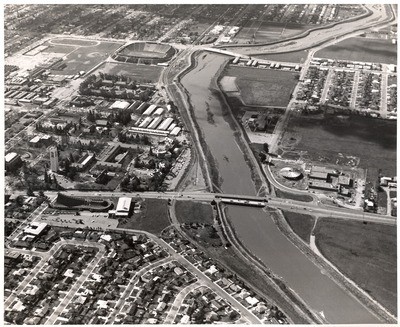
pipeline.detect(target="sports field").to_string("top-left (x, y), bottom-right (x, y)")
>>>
top-left (41, 38), bottom-right (123, 75)
top-left (314, 217), bottom-right (397, 315)
top-left (95, 62), bottom-right (163, 83)
top-left (50, 38), bottom-right (99, 46)
top-left (315, 37), bottom-right (397, 64)
top-left (280, 114), bottom-right (396, 185)
top-left (223, 66), bottom-right (298, 107)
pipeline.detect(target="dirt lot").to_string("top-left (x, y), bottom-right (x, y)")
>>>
top-left (95, 62), bottom-right (163, 83)
top-left (315, 37), bottom-right (397, 64)
top-left (314, 217), bottom-right (397, 315)
top-left (282, 211), bottom-right (315, 243)
top-left (223, 66), bottom-right (298, 107)
top-left (279, 114), bottom-right (397, 186)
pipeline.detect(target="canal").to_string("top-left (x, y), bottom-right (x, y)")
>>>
top-left (180, 51), bottom-right (381, 324)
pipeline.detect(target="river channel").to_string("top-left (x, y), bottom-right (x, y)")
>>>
top-left (180, 51), bottom-right (381, 324)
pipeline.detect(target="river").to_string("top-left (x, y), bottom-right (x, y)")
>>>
top-left (180, 51), bottom-right (382, 324)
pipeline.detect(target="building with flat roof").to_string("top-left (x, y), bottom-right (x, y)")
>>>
top-left (110, 100), bottom-right (130, 110)
top-left (49, 146), bottom-right (59, 172)
top-left (308, 180), bottom-right (338, 192)
top-left (5, 152), bottom-right (22, 171)
top-left (24, 222), bottom-right (48, 237)
top-left (109, 197), bottom-right (133, 218)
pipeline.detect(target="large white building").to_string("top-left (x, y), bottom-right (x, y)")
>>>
top-left (49, 146), bottom-right (59, 172)
top-left (109, 197), bottom-right (133, 218)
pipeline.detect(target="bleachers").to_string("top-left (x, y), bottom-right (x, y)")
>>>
top-left (116, 42), bottom-right (176, 64)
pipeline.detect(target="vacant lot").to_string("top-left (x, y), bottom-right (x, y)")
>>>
top-left (224, 66), bottom-right (298, 107)
top-left (52, 41), bottom-right (123, 75)
top-left (281, 114), bottom-right (396, 185)
top-left (235, 22), bottom-right (308, 44)
top-left (275, 189), bottom-right (313, 202)
top-left (175, 200), bottom-right (214, 224)
top-left (254, 50), bottom-right (309, 63)
top-left (314, 217), bottom-right (397, 315)
top-left (118, 198), bottom-right (170, 235)
top-left (315, 37), bottom-right (397, 64)
top-left (95, 62), bottom-right (163, 83)
top-left (282, 211), bottom-right (315, 243)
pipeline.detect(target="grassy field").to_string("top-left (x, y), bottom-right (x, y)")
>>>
top-left (224, 66), bottom-right (298, 107)
top-left (254, 50), bottom-right (309, 63)
top-left (281, 114), bottom-right (396, 185)
top-left (51, 38), bottom-right (99, 46)
top-left (275, 189), bottom-right (314, 202)
top-left (175, 200), bottom-right (214, 224)
top-left (52, 41), bottom-right (123, 75)
top-left (282, 211), bottom-right (315, 243)
top-left (315, 37), bottom-right (397, 65)
top-left (43, 43), bottom-right (77, 54)
top-left (95, 62), bottom-right (163, 83)
top-left (314, 217), bottom-right (397, 315)
top-left (117, 198), bottom-right (170, 235)
top-left (234, 22), bottom-right (308, 44)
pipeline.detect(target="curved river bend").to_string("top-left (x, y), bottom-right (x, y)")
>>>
top-left (180, 52), bottom-right (381, 324)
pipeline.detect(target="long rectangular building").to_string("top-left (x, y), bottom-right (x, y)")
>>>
top-left (148, 116), bottom-right (163, 129)
top-left (157, 118), bottom-right (173, 130)
top-left (143, 104), bottom-right (157, 116)
top-left (138, 116), bottom-right (153, 128)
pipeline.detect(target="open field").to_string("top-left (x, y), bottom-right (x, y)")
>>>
top-left (282, 211), bottom-right (315, 243)
top-left (46, 40), bottom-right (123, 75)
top-left (315, 37), bottom-right (397, 64)
top-left (43, 43), bottom-right (77, 54)
top-left (175, 200), bottom-right (214, 224)
top-left (117, 198), bottom-right (170, 235)
top-left (50, 38), bottom-right (99, 46)
top-left (314, 217), bottom-right (397, 315)
top-left (275, 189), bottom-right (314, 202)
top-left (223, 66), bottom-right (298, 107)
top-left (95, 62), bottom-right (163, 83)
top-left (254, 50), bottom-right (309, 63)
top-left (280, 114), bottom-right (397, 185)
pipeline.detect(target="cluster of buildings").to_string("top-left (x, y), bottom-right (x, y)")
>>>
top-left (311, 58), bottom-right (386, 72)
top-left (132, 103), bottom-right (181, 137)
top-left (55, 232), bottom-right (170, 324)
top-left (231, 57), bottom-right (301, 72)
top-left (307, 165), bottom-right (353, 197)
top-left (5, 244), bottom-right (98, 325)
top-left (4, 79), bottom-right (57, 107)
top-left (117, 261), bottom-right (196, 324)
top-left (356, 71), bottom-right (382, 111)
top-left (296, 66), bottom-right (328, 103)
top-left (174, 286), bottom-right (241, 324)
top-left (162, 227), bottom-right (288, 324)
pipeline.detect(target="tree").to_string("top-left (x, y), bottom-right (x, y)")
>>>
top-left (259, 152), bottom-right (267, 162)
top-left (26, 187), bottom-right (34, 197)
top-left (263, 143), bottom-right (269, 153)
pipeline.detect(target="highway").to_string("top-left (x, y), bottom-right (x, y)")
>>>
top-left (13, 189), bottom-right (395, 227)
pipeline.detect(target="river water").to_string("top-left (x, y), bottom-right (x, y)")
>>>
top-left (180, 51), bottom-right (382, 324)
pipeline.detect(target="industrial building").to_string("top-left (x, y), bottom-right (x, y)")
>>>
top-left (143, 104), bottom-right (157, 116)
top-left (148, 117), bottom-right (163, 129)
top-left (157, 118), bottom-right (173, 131)
top-left (110, 100), bottom-right (130, 110)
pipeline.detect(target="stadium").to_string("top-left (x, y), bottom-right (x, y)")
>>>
top-left (279, 167), bottom-right (303, 180)
top-left (112, 42), bottom-right (176, 65)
